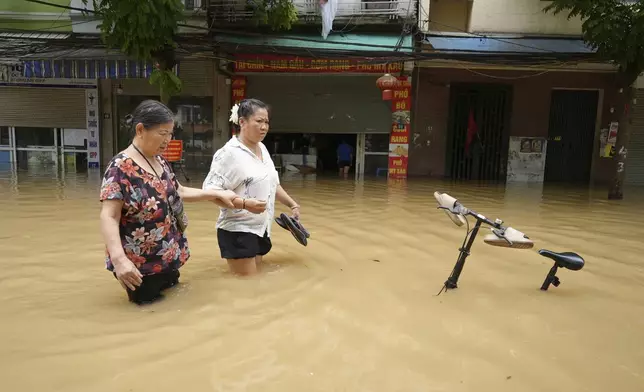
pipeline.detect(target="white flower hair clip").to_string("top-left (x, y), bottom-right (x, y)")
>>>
top-left (229, 103), bottom-right (240, 125)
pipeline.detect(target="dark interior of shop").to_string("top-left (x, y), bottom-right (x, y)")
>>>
top-left (263, 133), bottom-right (357, 175)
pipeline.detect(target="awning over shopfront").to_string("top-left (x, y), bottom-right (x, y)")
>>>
top-left (214, 32), bottom-right (415, 57)
top-left (1, 32), bottom-right (180, 80)
top-left (20, 58), bottom-right (178, 79)
top-left (424, 35), bottom-right (595, 55)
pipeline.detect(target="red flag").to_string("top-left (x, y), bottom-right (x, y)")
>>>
top-left (465, 109), bottom-right (478, 156)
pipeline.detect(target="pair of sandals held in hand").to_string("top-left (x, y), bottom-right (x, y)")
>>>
top-left (275, 213), bottom-right (311, 246)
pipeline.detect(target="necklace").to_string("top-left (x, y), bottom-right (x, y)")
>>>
top-left (131, 143), bottom-right (160, 178)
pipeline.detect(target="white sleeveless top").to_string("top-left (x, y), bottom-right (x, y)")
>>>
top-left (202, 136), bottom-right (280, 237)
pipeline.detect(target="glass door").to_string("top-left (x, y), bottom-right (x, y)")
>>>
top-left (357, 133), bottom-right (390, 178)
top-left (59, 128), bottom-right (89, 173)
top-left (14, 126), bottom-right (58, 171)
top-left (0, 126), bottom-right (14, 165)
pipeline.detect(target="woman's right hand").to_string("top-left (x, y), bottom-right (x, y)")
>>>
top-left (113, 255), bottom-right (143, 291)
top-left (244, 198), bottom-right (267, 214)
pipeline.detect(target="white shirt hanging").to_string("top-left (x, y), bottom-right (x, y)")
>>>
top-left (320, 0), bottom-right (339, 39)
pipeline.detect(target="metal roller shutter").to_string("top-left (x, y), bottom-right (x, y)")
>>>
top-left (626, 89), bottom-right (644, 186)
top-left (0, 87), bottom-right (86, 128)
top-left (245, 75), bottom-right (391, 134)
top-left (179, 60), bottom-right (214, 96)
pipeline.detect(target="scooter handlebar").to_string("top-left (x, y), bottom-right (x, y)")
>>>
top-left (483, 227), bottom-right (534, 249)
top-left (434, 192), bottom-right (468, 227)
top-left (434, 192), bottom-right (469, 215)
top-left (434, 191), bottom-right (534, 250)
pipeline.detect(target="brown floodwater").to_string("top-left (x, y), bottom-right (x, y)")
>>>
top-left (1, 165), bottom-right (643, 392)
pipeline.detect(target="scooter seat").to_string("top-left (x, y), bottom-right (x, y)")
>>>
top-left (538, 249), bottom-right (585, 271)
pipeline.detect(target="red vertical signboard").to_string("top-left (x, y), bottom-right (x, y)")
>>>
top-left (388, 76), bottom-right (412, 179)
top-left (231, 76), bottom-right (247, 137)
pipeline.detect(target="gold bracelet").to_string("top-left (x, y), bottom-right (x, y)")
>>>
top-left (291, 204), bottom-right (300, 210)
top-left (242, 198), bottom-right (246, 209)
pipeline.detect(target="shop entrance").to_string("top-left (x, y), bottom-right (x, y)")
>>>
top-left (0, 126), bottom-right (89, 172)
top-left (263, 133), bottom-right (358, 176)
top-left (314, 134), bottom-right (357, 175)
top-left (263, 132), bottom-right (391, 178)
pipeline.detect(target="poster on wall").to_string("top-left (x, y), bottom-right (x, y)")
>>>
top-left (86, 88), bottom-right (100, 169)
top-left (63, 129), bottom-right (87, 147)
top-left (600, 121), bottom-right (618, 158)
top-left (506, 136), bottom-right (548, 183)
top-left (388, 76), bottom-right (411, 179)
top-left (519, 137), bottom-right (544, 154)
top-left (230, 76), bottom-right (246, 137)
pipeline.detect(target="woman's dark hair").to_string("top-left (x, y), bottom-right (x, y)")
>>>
top-left (234, 98), bottom-right (269, 131)
top-left (124, 99), bottom-right (175, 134)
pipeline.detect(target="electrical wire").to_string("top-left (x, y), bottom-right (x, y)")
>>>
top-left (9, 0), bottom-right (606, 76)
top-left (1, 30), bottom-right (602, 72)
top-left (22, 0), bottom-right (599, 58)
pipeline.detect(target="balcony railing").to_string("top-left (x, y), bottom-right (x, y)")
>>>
top-left (183, 0), bottom-right (207, 12)
top-left (208, 0), bottom-right (416, 24)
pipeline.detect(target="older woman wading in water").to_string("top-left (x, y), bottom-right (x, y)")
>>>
top-left (203, 98), bottom-right (303, 276)
top-left (99, 100), bottom-right (263, 304)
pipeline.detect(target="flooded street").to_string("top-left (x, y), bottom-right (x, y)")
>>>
top-left (1, 166), bottom-right (643, 392)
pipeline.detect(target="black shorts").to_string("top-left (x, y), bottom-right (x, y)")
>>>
top-left (338, 160), bottom-right (351, 168)
top-left (113, 269), bottom-right (180, 305)
top-left (217, 228), bottom-right (272, 259)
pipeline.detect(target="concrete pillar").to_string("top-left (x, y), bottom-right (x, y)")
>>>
top-left (212, 62), bottom-right (232, 152)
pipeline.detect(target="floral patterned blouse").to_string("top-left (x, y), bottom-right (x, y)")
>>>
top-left (99, 152), bottom-right (190, 276)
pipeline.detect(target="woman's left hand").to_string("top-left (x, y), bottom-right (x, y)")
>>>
top-left (208, 189), bottom-right (237, 208)
top-left (291, 205), bottom-right (301, 220)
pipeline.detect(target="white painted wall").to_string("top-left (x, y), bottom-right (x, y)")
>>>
top-left (469, 0), bottom-right (583, 36)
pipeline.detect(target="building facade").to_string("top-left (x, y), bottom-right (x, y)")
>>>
top-left (0, 0), bottom-right (215, 172)
top-left (412, 0), bottom-right (625, 186)
top-left (4, 0), bottom-right (641, 186)
top-left (1, 0), bottom-right (416, 179)
top-left (208, 0), bottom-right (417, 179)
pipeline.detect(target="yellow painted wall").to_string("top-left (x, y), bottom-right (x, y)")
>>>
top-left (427, 0), bottom-right (471, 33)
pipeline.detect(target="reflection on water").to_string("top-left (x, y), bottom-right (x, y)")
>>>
top-left (1, 165), bottom-right (643, 392)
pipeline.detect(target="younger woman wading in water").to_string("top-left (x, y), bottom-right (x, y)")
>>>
top-left (99, 100), bottom-right (263, 304)
top-left (203, 98), bottom-right (302, 276)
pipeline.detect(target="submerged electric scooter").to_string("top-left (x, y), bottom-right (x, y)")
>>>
top-left (434, 192), bottom-right (585, 293)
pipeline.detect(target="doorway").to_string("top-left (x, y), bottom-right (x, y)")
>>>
top-left (356, 133), bottom-right (390, 178)
top-left (316, 134), bottom-right (357, 176)
top-left (262, 133), bottom-right (358, 176)
top-left (544, 89), bottom-right (599, 183)
top-left (445, 83), bottom-right (513, 182)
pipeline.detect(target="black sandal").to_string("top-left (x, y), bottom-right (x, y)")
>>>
top-left (275, 213), bottom-right (310, 246)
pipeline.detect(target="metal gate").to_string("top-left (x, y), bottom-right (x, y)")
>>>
top-left (0, 87), bottom-right (86, 128)
top-left (544, 89), bottom-right (599, 183)
top-left (244, 75), bottom-right (391, 134)
top-left (445, 83), bottom-right (512, 182)
top-left (625, 89), bottom-right (644, 186)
